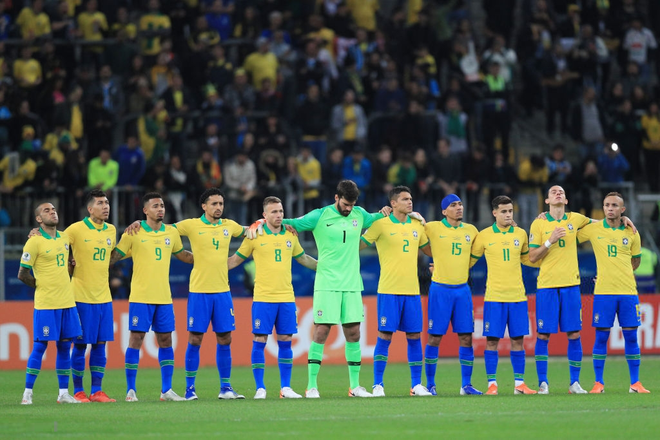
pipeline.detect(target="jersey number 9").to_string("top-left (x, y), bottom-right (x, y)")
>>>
top-left (155, 247), bottom-right (162, 260)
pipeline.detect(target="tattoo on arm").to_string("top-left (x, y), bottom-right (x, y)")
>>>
top-left (18, 267), bottom-right (36, 288)
top-left (175, 250), bottom-right (194, 264)
top-left (109, 249), bottom-right (123, 266)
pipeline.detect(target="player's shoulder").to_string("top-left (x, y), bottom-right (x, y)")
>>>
top-left (462, 222), bottom-right (479, 235)
top-left (58, 229), bottom-right (70, 241)
top-left (221, 218), bottom-right (242, 228)
top-left (164, 224), bottom-right (179, 235)
top-left (64, 220), bottom-right (83, 234)
top-left (513, 226), bottom-right (527, 237)
top-left (478, 225), bottom-right (494, 235)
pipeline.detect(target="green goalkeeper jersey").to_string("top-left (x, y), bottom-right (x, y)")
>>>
top-left (283, 204), bottom-right (383, 292)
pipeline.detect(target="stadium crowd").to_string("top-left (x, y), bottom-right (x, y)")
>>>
top-left (0, 0), bottom-right (658, 230)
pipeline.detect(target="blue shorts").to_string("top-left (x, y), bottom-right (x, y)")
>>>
top-left (187, 292), bottom-right (235, 334)
top-left (75, 302), bottom-right (114, 344)
top-left (33, 307), bottom-right (82, 342)
top-left (252, 302), bottom-right (298, 335)
top-left (377, 294), bottom-right (422, 333)
top-left (427, 282), bottom-right (474, 335)
top-left (592, 295), bottom-right (641, 328)
top-left (535, 286), bottom-right (582, 334)
top-left (483, 301), bottom-right (529, 339)
top-left (128, 303), bottom-right (175, 333)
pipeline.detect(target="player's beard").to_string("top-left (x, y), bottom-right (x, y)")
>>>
top-left (336, 202), bottom-right (350, 216)
top-left (42, 218), bottom-right (59, 227)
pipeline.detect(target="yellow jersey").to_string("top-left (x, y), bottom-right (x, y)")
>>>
top-left (16, 7), bottom-right (51, 39)
top-left (236, 225), bottom-right (305, 303)
top-left (529, 212), bottom-right (590, 289)
top-left (0, 156), bottom-right (37, 190)
top-left (13, 59), bottom-right (42, 86)
top-left (115, 221), bottom-right (183, 304)
top-left (361, 214), bottom-right (428, 295)
top-left (21, 229), bottom-right (74, 310)
top-left (175, 216), bottom-right (244, 293)
top-left (347, 0), bottom-right (380, 31)
top-left (77, 11), bottom-right (108, 42)
top-left (139, 13), bottom-right (171, 56)
top-left (64, 217), bottom-right (116, 304)
top-left (577, 221), bottom-right (641, 295)
top-left (242, 52), bottom-right (278, 88)
top-left (425, 219), bottom-right (479, 285)
top-left (471, 224), bottom-right (531, 302)
top-left (297, 157), bottom-right (321, 199)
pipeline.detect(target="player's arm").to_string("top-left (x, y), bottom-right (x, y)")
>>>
top-left (469, 234), bottom-right (484, 268)
top-left (295, 253), bottom-right (318, 271)
top-left (17, 266), bottom-right (36, 288)
top-left (68, 244), bottom-right (75, 276)
top-left (419, 229), bottom-right (431, 257)
top-left (632, 256), bottom-right (641, 271)
top-left (631, 231), bottom-right (642, 271)
top-left (110, 233), bottom-right (132, 265)
top-left (227, 253), bottom-right (246, 270)
top-left (231, 238), bottom-right (252, 269)
top-left (282, 208), bottom-right (323, 232)
top-left (358, 206), bottom-right (387, 229)
top-left (174, 249), bottom-right (194, 264)
top-left (529, 226), bottom-right (565, 263)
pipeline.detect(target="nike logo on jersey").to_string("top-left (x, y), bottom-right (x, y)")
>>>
top-left (439, 235), bottom-right (447, 238)
top-left (141, 239), bottom-right (148, 242)
top-left (488, 243), bottom-right (496, 246)
top-left (198, 232), bottom-right (207, 235)
top-left (260, 243), bottom-right (267, 246)
top-left (46, 250), bottom-right (51, 253)
top-left (326, 223), bottom-right (334, 227)
top-left (84, 239), bottom-right (92, 242)
top-left (597, 236), bottom-right (605, 239)
top-left (390, 233), bottom-right (397, 236)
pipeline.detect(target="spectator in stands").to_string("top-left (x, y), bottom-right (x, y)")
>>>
top-left (139, 0), bottom-right (172, 64)
top-left (0, 150), bottom-right (37, 194)
top-left (342, 145), bottom-right (371, 198)
top-left (374, 77), bottom-right (406, 113)
top-left (128, 77), bottom-right (153, 114)
top-left (232, 6), bottom-right (261, 41)
top-left (570, 24), bottom-right (604, 88)
top-left (610, 99), bottom-right (643, 179)
top-left (558, 4), bottom-right (582, 38)
top-left (541, 42), bottom-right (578, 138)
top-left (630, 85), bottom-right (650, 114)
top-left (347, 0), bottom-right (379, 32)
top-left (322, 148), bottom-right (344, 203)
top-left (12, 100), bottom-right (45, 148)
top-left (397, 99), bottom-right (425, 151)
top-left (13, 47), bottom-right (42, 101)
top-left (162, 72), bottom-right (195, 157)
top-left (406, 8), bottom-right (436, 56)
top-left (598, 142), bottom-right (630, 186)
top-left (257, 114), bottom-right (288, 153)
top-left (370, 145), bottom-right (393, 210)
top-left (206, 0), bottom-right (235, 41)
top-left (194, 149), bottom-right (222, 193)
top-left (16, 0), bottom-right (51, 41)
top-left (43, 120), bottom-right (78, 167)
top-left (77, 0), bottom-right (108, 69)
top-left (518, 154), bottom-right (549, 229)
top-left (84, 93), bottom-right (115, 160)
top-left (261, 10), bottom-right (290, 44)
top-left (115, 135), bottom-right (146, 189)
top-left (223, 150), bottom-right (257, 226)
top-left (88, 65), bottom-right (125, 116)
top-left (296, 39), bottom-right (328, 95)
top-left (412, 148), bottom-right (433, 218)
top-left (347, 28), bottom-right (371, 73)
top-left (150, 51), bottom-right (175, 97)
top-left (438, 95), bottom-right (469, 155)
top-left (243, 37), bottom-right (278, 89)
top-left (138, 100), bottom-right (168, 165)
top-left (88, 149), bottom-right (119, 191)
top-left (38, 40), bottom-right (65, 84)
top-left (481, 61), bottom-right (511, 162)
top-left (166, 155), bottom-right (188, 222)
top-left (223, 68), bottom-right (256, 111)
top-left (257, 148), bottom-right (286, 197)
top-left (463, 144), bottom-right (489, 223)
top-left (255, 78), bottom-right (282, 113)
top-left (490, 151), bottom-right (518, 200)
top-left (189, 15), bottom-right (220, 53)
top-left (570, 86), bottom-right (607, 159)
top-left (125, 54), bottom-right (149, 96)
top-left (207, 44), bottom-right (234, 93)
top-left (623, 16), bottom-right (657, 82)
top-left (387, 151), bottom-right (416, 189)
top-left (432, 138), bottom-right (463, 217)
top-left (641, 102), bottom-right (660, 192)
top-left (481, 34), bottom-right (518, 85)
top-left (331, 89), bottom-right (367, 154)
top-left (297, 144), bottom-right (322, 211)
top-left (297, 83), bottom-right (329, 163)
top-left (111, 7), bottom-right (137, 41)
top-left (545, 143), bottom-right (573, 186)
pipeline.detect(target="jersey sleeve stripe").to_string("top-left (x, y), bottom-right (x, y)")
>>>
top-left (173, 248), bottom-right (184, 254)
top-left (115, 248), bottom-right (126, 257)
top-left (521, 251), bottom-right (529, 255)
top-left (360, 236), bottom-right (372, 246)
top-left (632, 253), bottom-right (642, 258)
top-left (529, 244), bottom-right (540, 248)
top-left (419, 241), bottom-right (429, 248)
top-left (236, 251), bottom-right (248, 259)
top-left (293, 251), bottom-right (305, 259)
top-left (470, 254), bottom-right (480, 259)
top-left (20, 263), bottom-right (32, 269)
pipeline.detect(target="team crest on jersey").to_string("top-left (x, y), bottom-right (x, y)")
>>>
top-left (223, 229), bottom-right (229, 236)
top-left (514, 239), bottom-right (520, 247)
top-left (538, 319), bottom-right (544, 329)
top-left (42, 326), bottom-right (50, 337)
top-left (352, 220), bottom-right (358, 227)
top-left (568, 224), bottom-right (574, 231)
top-left (485, 322), bottom-right (490, 332)
top-left (254, 319), bottom-right (261, 329)
top-left (465, 235), bottom-right (471, 242)
top-left (106, 238), bottom-right (112, 246)
top-left (623, 238), bottom-right (629, 246)
top-left (22, 252), bottom-right (31, 262)
top-left (64, 244), bottom-right (69, 251)
top-left (529, 233), bottom-right (534, 241)
top-left (165, 238), bottom-right (171, 246)
top-left (286, 241), bottom-right (292, 248)
top-left (132, 316), bottom-right (139, 326)
top-left (594, 313), bottom-right (600, 324)
top-left (428, 319), bottom-right (434, 329)
top-left (380, 316), bottom-right (387, 326)
top-left (77, 335), bottom-right (83, 339)
top-left (317, 310), bottom-right (323, 317)
top-left (188, 317), bottom-right (194, 327)
top-left (413, 231), bottom-right (418, 238)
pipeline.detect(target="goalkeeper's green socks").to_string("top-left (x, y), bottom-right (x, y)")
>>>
top-left (345, 341), bottom-right (361, 389)
top-left (307, 342), bottom-right (324, 389)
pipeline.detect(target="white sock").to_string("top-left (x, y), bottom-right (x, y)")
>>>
top-left (514, 380), bottom-right (524, 387)
top-left (488, 381), bottom-right (498, 386)
top-left (59, 388), bottom-right (68, 397)
top-left (24, 388), bottom-right (32, 394)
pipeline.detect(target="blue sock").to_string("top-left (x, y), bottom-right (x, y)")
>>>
top-left (535, 338), bottom-right (549, 386)
top-left (125, 347), bottom-right (140, 393)
top-left (185, 343), bottom-right (201, 389)
top-left (592, 330), bottom-right (609, 384)
top-left (510, 350), bottom-right (526, 383)
top-left (623, 330), bottom-right (641, 384)
top-left (217, 344), bottom-right (232, 391)
top-left (484, 350), bottom-right (499, 383)
top-left (424, 345), bottom-right (439, 388)
top-left (459, 346), bottom-right (474, 387)
top-left (277, 340), bottom-right (293, 389)
top-left (55, 341), bottom-right (72, 390)
top-left (407, 338), bottom-right (423, 388)
top-left (159, 347), bottom-right (175, 393)
top-left (89, 344), bottom-right (106, 394)
top-left (71, 344), bottom-right (87, 394)
top-left (25, 341), bottom-right (47, 389)
top-left (373, 337), bottom-right (391, 387)
top-left (567, 338), bottom-right (583, 384)
top-left (251, 341), bottom-right (266, 390)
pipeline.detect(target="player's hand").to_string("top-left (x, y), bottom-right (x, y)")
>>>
top-left (245, 219), bottom-right (266, 239)
top-left (510, 219), bottom-right (518, 228)
top-left (125, 220), bottom-right (141, 236)
top-left (409, 211), bottom-right (426, 225)
top-left (536, 212), bottom-right (547, 220)
top-left (429, 262), bottom-right (434, 275)
top-left (379, 206), bottom-right (393, 217)
top-left (27, 228), bottom-right (41, 238)
top-left (284, 224), bottom-right (298, 236)
top-left (622, 216), bottom-right (637, 234)
top-left (69, 258), bottom-right (76, 267)
top-left (549, 227), bottom-right (566, 244)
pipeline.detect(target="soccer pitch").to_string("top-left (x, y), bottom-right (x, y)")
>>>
top-left (1, 357), bottom-right (659, 438)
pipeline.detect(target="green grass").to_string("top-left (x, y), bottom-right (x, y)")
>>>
top-left (1, 357), bottom-right (659, 438)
